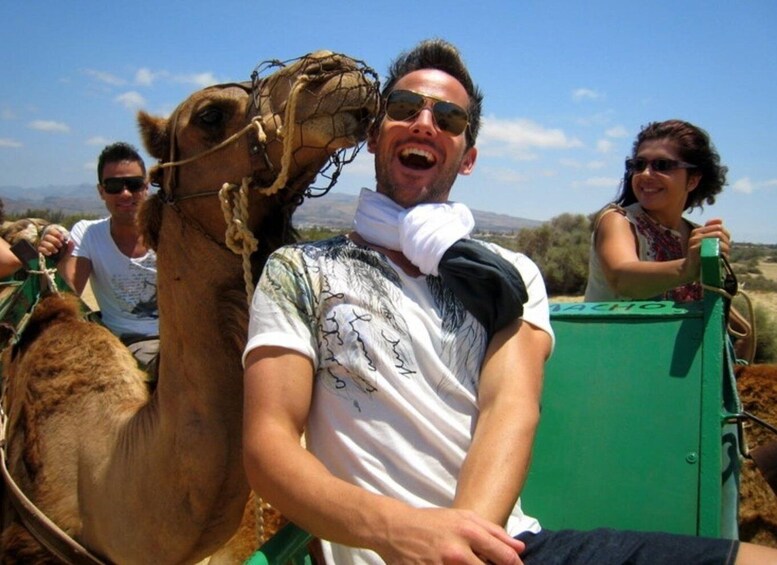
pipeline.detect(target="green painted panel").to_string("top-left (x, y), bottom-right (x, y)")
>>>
top-left (522, 312), bottom-right (706, 534)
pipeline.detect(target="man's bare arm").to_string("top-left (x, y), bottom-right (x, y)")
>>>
top-left (454, 319), bottom-right (552, 525)
top-left (243, 346), bottom-right (526, 564)
top-left (58, 254), bottom-right (92, 295)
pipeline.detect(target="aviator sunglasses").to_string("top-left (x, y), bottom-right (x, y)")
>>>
top-left (101, 176), bottom-right (147, 195)
top-left (384, 89), bottom-right (470, 136)
top-left (625, 158), bottom-right (697, 174)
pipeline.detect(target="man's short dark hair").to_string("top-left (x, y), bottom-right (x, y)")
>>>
top-left (382, 38), bottom-right (483, 148)
top-left (97, 142), bottom-right (146, 183)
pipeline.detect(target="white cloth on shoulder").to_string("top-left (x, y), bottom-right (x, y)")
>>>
top-left (352, 187), bottom-right (474, 276)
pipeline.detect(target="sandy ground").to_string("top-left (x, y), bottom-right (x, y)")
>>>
top-left (81, 281), bottom-right (98, 311)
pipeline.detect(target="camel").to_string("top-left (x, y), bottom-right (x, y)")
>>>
top-left (736, 363), bottom-right (777, 547)
top-left (0, 50), bottom-right (379, 564)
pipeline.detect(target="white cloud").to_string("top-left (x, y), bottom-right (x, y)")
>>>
top-left (0, 138), bottom-right (23, 148)
top-left (83, 69), bottom-right (126, 86)
top-left (28, 120), bottom-right (70, 133)
top-left (596, 139), bottom-right (614, 154)
top-left (733, 177), bottom-right (777, 194)
top-left (479, 116), bottom-right (582, 160)
top-left (86, 136), bottom-right (110, 146)
top-left (575, 176), bottom-right (620, 189)
top-left (575, 110), bottom-right (615, 127)
top-left (174, 72), bottom-right (218, 89)
top-left (572, 88), bottom-right (601, 101)
top-left (483, 166), bottom-right (530, 185)
top-left (605, 125), bottom-right (628, 138)
top-left (115, 91), bottom-right (146, 109)
top-left (560, 158), bottom-right (583, 168)
top-left (733, 177), bottom-right (754, 194)
top-left (84, 160), bottom-right (97, 173)
top-left (135, 68), bottom-right (158, 86)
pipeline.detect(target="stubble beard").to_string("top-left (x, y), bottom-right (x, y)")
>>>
top-left (374, 155), bottom-right (460, 208)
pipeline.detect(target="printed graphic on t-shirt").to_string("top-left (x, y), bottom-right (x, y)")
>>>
top-left (110, 259), bottom-right (158, 320)
top-left (261, 237), bottom-right (485, 411)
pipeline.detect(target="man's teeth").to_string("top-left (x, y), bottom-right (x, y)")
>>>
top-left (400, 147), bottom-right (435, 165)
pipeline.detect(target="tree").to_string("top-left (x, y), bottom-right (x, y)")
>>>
top-left (514, 213), bottom-right (592, 296)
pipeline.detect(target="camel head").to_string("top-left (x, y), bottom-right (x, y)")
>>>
top-left (137, 50), bottom-right (379, 258)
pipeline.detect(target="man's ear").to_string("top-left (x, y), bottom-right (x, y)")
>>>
top-left (458, 147), bottom-right (477, 176)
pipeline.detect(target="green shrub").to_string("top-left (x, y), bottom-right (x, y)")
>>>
top-left (513, 213), bottom-right (592, 296)
top-left (297, 226), bottom-right (348, 242)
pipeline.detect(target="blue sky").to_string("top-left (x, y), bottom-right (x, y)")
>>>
top-left (2, 1), bottom-right (776, 243)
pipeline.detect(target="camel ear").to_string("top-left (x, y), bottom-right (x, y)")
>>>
top-left (137, 110), bottom-right (170, 161)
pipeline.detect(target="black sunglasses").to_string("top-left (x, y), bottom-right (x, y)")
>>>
top-left (384, 89), bottom-right (469, 136)
top-left (625, 158), bottom-right (697, 174)
top-left (101, 176), bottom-right (147, 195)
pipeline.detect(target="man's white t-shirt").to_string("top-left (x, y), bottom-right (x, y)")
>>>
top-left (244, 236), bottom-right (554, 564)
top-left (70, 218), bottom-right (158, 337)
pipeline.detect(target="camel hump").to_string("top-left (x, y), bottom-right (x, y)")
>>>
top-left (29, 293), bottom-right (83, 326)
top-left (12, 293), bottom-right (85, 354)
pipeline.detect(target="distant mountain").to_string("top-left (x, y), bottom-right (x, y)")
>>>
top-left (295, 193), bottom-right (542, 232)
top-left (0, 184), bottom-right (543, 233)
top-left (0, 183), bottom-right (107, 217)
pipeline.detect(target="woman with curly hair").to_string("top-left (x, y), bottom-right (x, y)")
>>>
top-left (585, 119), bottom-right (730, 303)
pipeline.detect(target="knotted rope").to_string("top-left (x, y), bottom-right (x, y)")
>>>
top-left (257, 74), bottom-right (311, 198)
top-left (29, 252), bottom-right (61, 296)
top-left (217, 72), bottom-right (312, 302)
top-left (219, 179), bottom-right (260, 299)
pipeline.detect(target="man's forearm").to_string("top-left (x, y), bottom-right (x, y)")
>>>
top-left (453, 320), bottom-right (549, 525)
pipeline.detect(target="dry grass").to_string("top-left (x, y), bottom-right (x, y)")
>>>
top-left (757, 261), bottom-right (777, 281)
top-left (746, 290), bottom-right (777, 317)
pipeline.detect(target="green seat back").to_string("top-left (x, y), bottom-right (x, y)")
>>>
top-left (522, 238), bottom-right (739, 537)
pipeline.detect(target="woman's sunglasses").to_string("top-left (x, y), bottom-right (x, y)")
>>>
top-left (625, 158), bottom-right (697, 174)
top-left (101, 176), bottom-right (147, 195)
top-left (384, 89), bottom-right (469, 137)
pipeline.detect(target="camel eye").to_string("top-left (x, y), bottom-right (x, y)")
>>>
top-left (197, 106), bottom-right (226, 127)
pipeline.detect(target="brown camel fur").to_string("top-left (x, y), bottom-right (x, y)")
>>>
top-left (736, 363), bottom-right (777, 547)
top-left (0, 50), bottom-right (378, 564)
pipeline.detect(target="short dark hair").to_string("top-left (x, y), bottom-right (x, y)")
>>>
top-left (382, 38), bottom-right (483, 149)
top-left (97, 142), bottom-right (146, 184)
top-left (617, 119), bottom-right (728, 211)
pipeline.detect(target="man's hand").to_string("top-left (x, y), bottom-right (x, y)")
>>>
top-left (37, 224), bottom-right (72, 263)
top-left (377, 507), bottom-right (525, 564)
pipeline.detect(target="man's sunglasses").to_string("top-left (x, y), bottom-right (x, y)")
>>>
top-left (625, 158), bottom-right (697, 174)
top-left (384, 89), bottom-right (469, 136)
top-left (101, 176), bottom-right (147, 195)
